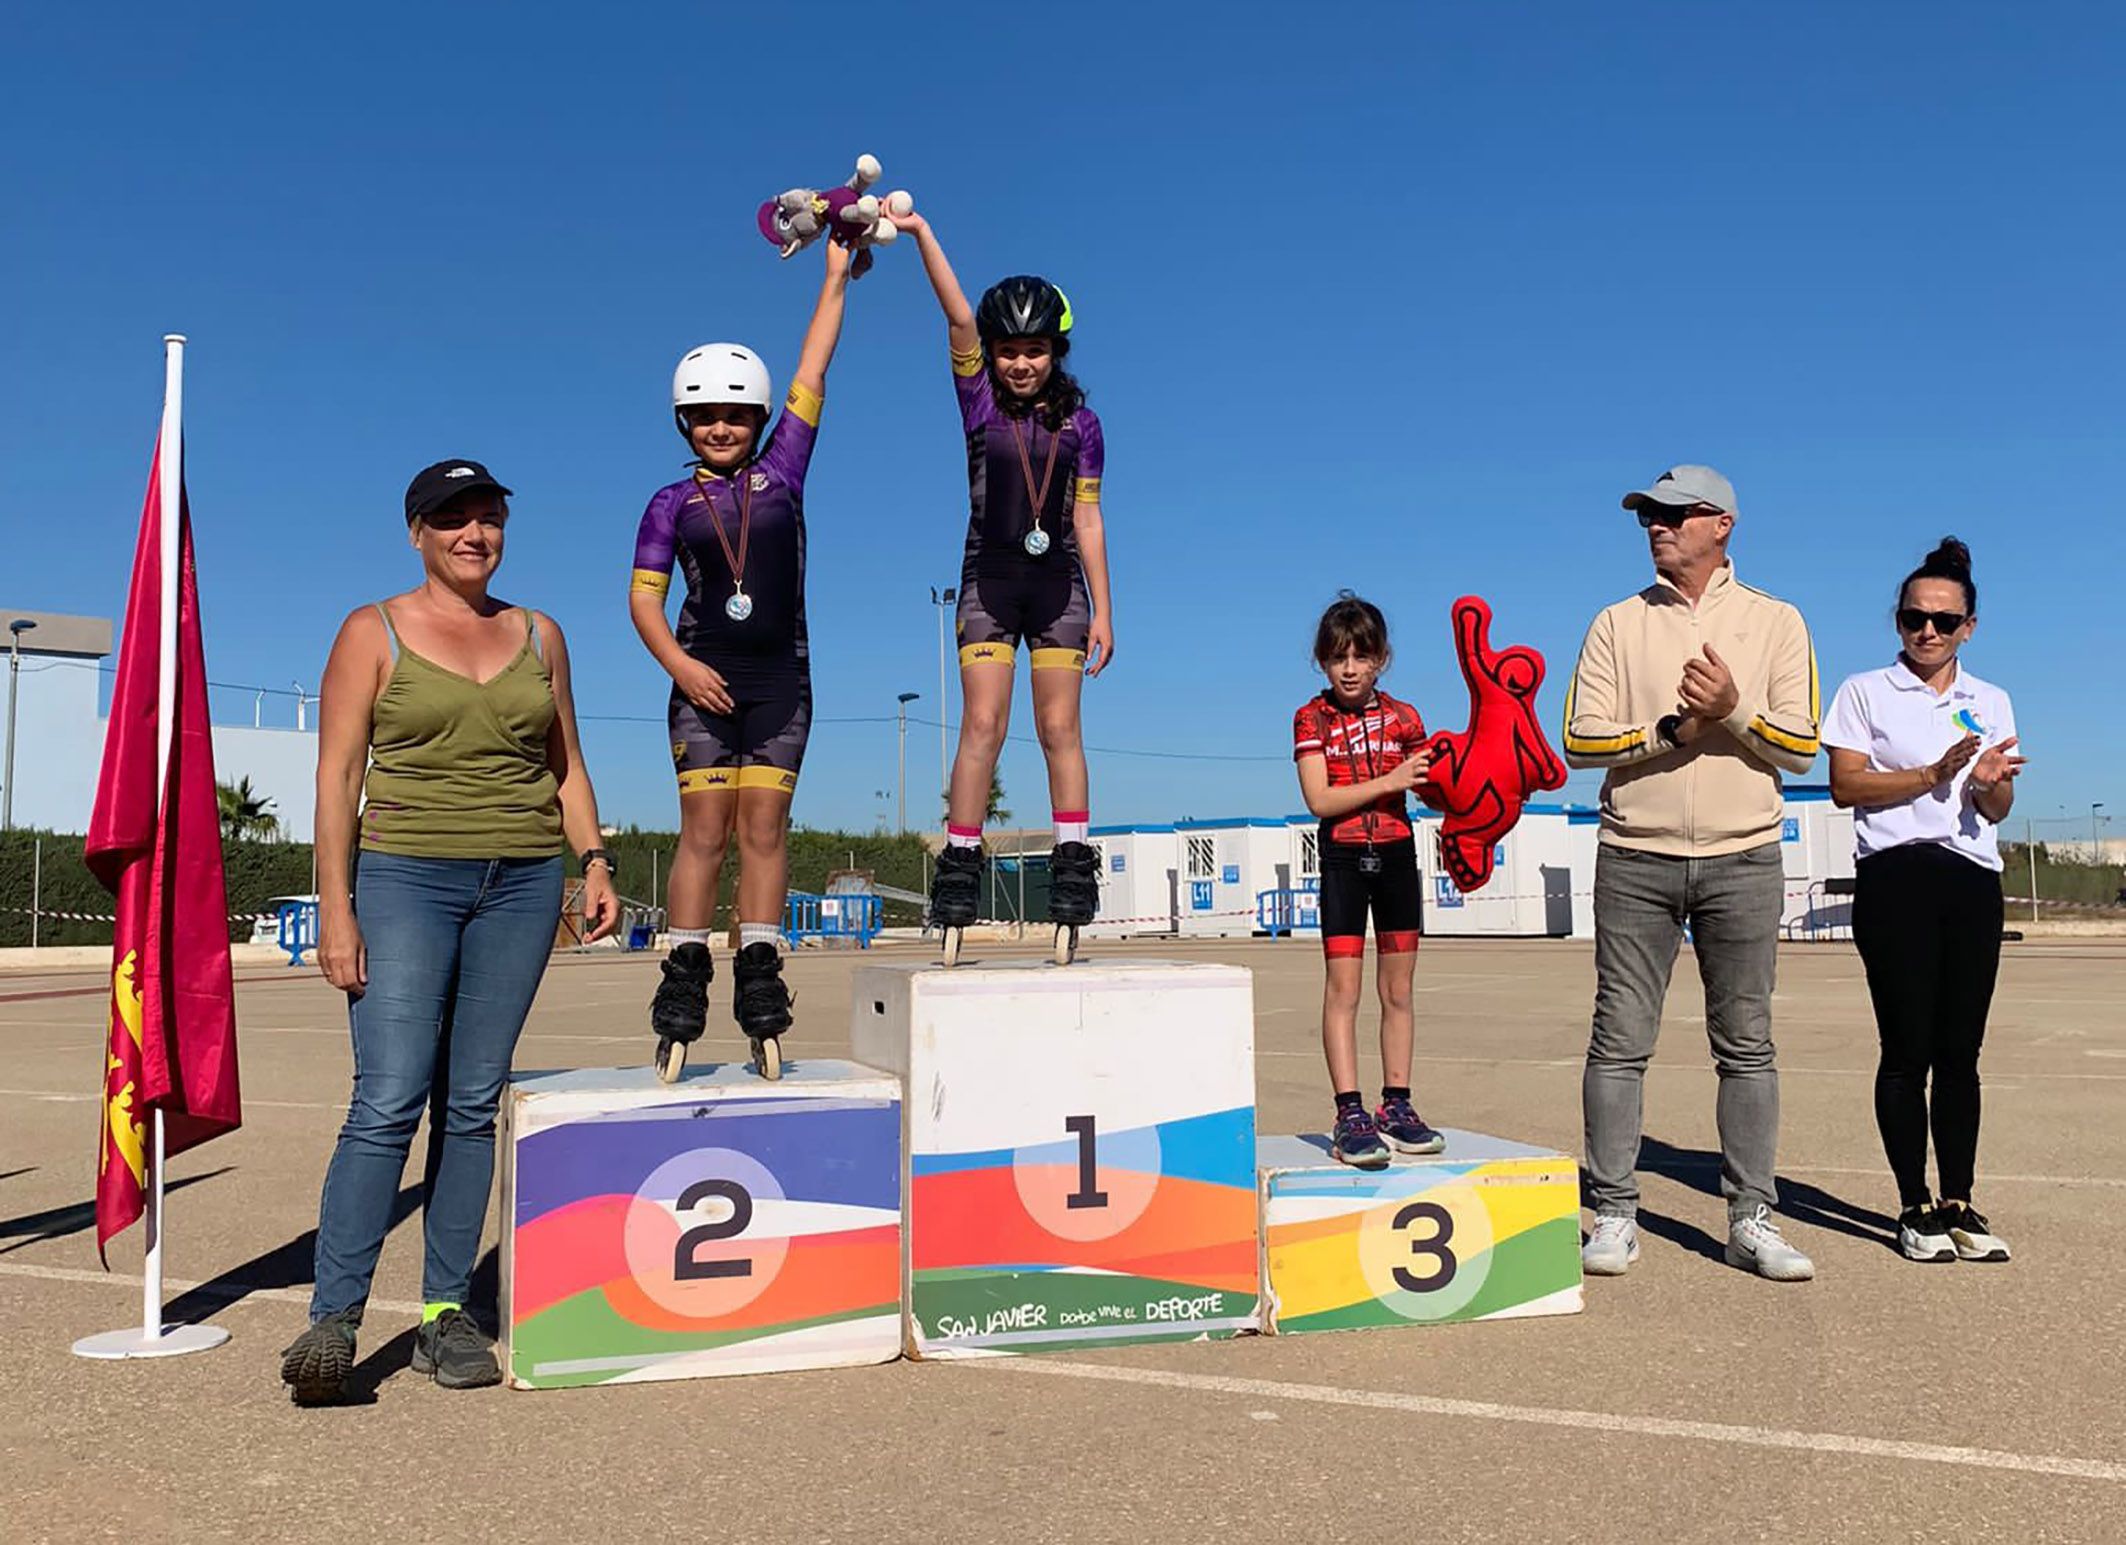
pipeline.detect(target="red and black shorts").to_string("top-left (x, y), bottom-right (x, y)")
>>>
top-left (1318, 836), bottom-right (1422, 959)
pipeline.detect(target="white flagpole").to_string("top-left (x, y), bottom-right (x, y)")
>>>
top-left (75, 334), bottom-right (226, 1360)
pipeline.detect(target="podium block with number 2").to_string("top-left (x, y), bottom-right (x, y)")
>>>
top-left (500, 1061), bottom-right (902, 1388)
top-left (851, 959), bottom-right (1261, 1357)
top-left (1259, 1131), bottom-right (1582, 1335)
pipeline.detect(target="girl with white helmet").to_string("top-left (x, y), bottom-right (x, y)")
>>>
top-left (629, 239), bottom-right (854, 1079)
top-left (887, 205), bottom-right (1116, 965)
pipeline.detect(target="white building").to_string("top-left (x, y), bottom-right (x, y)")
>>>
top-left (0, 606), bottom-right (318, 839)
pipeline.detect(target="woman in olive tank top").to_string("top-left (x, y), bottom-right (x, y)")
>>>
top-left (281, 459), bottom-right (618, 1405)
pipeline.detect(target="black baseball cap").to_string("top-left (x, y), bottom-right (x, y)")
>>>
top-left (404, 459), bottom-right (513, 523)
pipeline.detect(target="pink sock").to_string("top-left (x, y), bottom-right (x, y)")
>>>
top-left (1053, 810), bottom-right (1089, 845)
top-left (947, 823), bottom-right (983, 850)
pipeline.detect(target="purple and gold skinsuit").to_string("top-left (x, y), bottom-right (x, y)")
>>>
top-left (631, 381), bottom-right (821, 795)
top-left (951, 345), bottom-right (1104, 671)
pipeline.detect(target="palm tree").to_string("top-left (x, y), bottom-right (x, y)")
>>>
top-left (217, 776), bottom-right (279, 841)
top-left (985, 770), bottom-right (1010, 827)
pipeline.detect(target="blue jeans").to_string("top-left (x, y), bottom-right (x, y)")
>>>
top-left (310, 853), bottom-right (562, 1321)
top-left (1582, 841), bottom-right (1785, 1221)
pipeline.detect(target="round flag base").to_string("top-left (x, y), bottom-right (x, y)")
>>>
top-left (72, 1322), bottom-right (229, 1360)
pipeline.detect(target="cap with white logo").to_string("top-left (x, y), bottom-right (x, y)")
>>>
top-left (405, 458), bottom-right (513, 523)
top-left (1621, 464), bottom-right (1738, 517)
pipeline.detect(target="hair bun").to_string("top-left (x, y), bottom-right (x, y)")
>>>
top-left (1927, 536), bottom-right (1972, 573)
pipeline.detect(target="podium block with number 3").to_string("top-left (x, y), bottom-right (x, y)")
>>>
top-left (1258, 1131), bottom-right (1582, 1335)
top-left (852, 960), bottom-right (1261, 1357)
top-left (500, 1061), bottom-right (902, 1388)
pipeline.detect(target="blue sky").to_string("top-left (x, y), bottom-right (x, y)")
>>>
top-left (6, 3), bottom-right (2120, 841)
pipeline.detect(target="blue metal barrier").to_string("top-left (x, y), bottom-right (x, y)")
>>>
top-left (785, 891), bottom-right (883, 948)
top-left (277, 900), bottom-right (319, 966)
top-left (1255, 888), bottom-right (1322, 939)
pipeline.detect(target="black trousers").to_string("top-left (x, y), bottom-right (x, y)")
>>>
top-left (1851, 842), bottom-right (2004, 1208)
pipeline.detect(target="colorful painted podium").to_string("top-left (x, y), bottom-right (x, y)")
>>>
top-left (499, 1061), bottom-right (902, 1388)
top-left (851, 959), bottom-right (1261, 1356)
top-left (1257, 1131), bottom-right (1582, 1334)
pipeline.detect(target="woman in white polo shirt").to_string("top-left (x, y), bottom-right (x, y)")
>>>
top-left (1824, 538), bottom-right (2026, 1265)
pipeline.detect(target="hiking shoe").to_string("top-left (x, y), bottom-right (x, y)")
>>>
top-left (1726, 1205), bottom-right (1815, 1281)
top-left (1581, 1215), bottom-right (1640, 1276)
top-left (1375, 1096), bottom-right (1446, 1156)
top-left (1942, 1203), bottom-right (2010, 1263)
top-left (280, 1309), bottom-right (359, 1405)
top-left (411, 1308), bottom-right (501, 1389)
top-left (1330, 1106), bottom-right (1391, 1170)
top-left (1897, 1204), bottom-right (1957, 1263)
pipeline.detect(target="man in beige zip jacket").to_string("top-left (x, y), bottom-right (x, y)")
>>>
top-left (1564, 464), bottom-right (1820, 1283)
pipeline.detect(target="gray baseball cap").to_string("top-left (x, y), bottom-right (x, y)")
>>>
top-left (1621, 464), bottom-right (1737, 516)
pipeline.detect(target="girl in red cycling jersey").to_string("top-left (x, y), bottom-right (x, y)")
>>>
top-left (889, 206), bottom-right (1114, 964)
top-left (1293, 593), bottom-right (1445, 1168)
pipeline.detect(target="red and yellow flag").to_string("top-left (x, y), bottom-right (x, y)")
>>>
top-left (84, 437), bottom-right (241, 1259)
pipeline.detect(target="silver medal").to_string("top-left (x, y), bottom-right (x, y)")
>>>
top-left (724, 591), bottom-right (754, 622)
top-left (1023, 528), bottom-right (1051, 557)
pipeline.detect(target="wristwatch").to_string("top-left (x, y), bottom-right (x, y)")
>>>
top-left (580, 847), bottom-right (616, 875)
top-left (1656, 714), bottom-right (1684, 749)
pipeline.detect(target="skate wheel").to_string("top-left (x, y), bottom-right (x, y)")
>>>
top-left (1053, 926), bottom-right (1078, 967)
top-left (752, 1036), bottom-right (783, 1081)
top-left (941, 927), bottom-right (962, 968)
top-left (655, 1038), bottom-right (687, 1084)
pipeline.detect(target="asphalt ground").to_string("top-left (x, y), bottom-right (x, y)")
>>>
top-left (5, 934), bottom-right (2123, 1543)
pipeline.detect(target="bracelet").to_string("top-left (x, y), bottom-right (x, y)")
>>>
top-left (580, 847), bottom-right (616, 875)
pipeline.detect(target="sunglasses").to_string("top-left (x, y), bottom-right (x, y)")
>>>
top-left (1896, 608), bottom-right (1967, 635)
top-left (1635, 504), bottom-right (1722, 530)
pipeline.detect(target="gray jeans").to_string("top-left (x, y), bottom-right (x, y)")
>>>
top-left (1583, 840), bottom-right (1784, 1221)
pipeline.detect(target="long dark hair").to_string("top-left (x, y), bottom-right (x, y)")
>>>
top-left (1898, 535), bottom-right (1977, 616)
top-left (1312, 591), bottom-right (1391, 670)
top-left (989, 337), bottom-right (1087, 432)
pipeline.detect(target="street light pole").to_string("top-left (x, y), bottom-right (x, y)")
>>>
top-left (2094, 802), bottom-right (2108, 861)
top-left (896, 693), bottom-right (921, 835)
top-left (4, 619), bottom-right (38, 831)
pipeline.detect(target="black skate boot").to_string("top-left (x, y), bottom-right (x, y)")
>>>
top-left (930, 844), bottom-right (985, 966)
top-left (732, 941), bottom-right (792, 1080)
top-left (1047, 841), bottom-right (1100, 965)
top-left (650, 941), bottom-right (713, 1083)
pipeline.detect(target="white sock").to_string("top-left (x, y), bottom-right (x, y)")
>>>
top-left (668, 928), bottom-right (712, 949)
top-left (1053, 809), bottom-right (1090, 845)
top-left (739, 923), bottom-right (782, 952)
top-left (946, 824), bottom-right (982, 850)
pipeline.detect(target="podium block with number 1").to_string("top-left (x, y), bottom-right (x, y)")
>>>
top-left (852, 960), bottom-right (1261, 1356)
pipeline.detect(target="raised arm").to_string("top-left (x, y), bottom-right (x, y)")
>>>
top-left (888, 208), bottom-right (979, 357)
top-left (790, 239), bottom-right (852, 399)
top-left (313, 606), bottom-right (388, 992)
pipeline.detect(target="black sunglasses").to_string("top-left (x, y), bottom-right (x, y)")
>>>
top-left (1635, 504), bottom-right (1721, 530)
top-left (1896, 608), bottom-right (1967, 635)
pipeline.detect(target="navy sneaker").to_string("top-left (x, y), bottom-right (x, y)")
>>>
top-left (411, 1308), bottom-right (502, 1389)
top-left (1331, 1106), bottom-right (1391, 1170)
top-left (280, 1309), bottom-right (359, 1406)
top-left (1376, 1096), bottom-right (1446, 1156)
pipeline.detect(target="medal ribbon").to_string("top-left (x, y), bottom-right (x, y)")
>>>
top-left (1008, 415), bottom-right (1064, 547)
top-left (696, 469), bottom-right (755, 604)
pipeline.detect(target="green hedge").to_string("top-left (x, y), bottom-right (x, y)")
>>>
top-left (1999, 844), bottom-right (2126, 907)
top-left (0, 826), bottom-right (952, 947)
top-left (0, 829), bottom-right (318, 948)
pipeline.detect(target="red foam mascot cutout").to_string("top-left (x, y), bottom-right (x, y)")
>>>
top-left (1423, 595), bottom-right (1568, 892)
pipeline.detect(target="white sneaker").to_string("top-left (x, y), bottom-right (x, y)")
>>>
top-left (1942, 1203), bottom-right (2011, 1263)
top-left (1897, 1205), bottom-right (1956, 1263)
top-left (1726, 1205), bottom-right (1814, 1281)
top-left (1581, 1215), bottom-right (1640, 1276)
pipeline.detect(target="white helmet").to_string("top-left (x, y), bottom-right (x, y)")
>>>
top-left (672, 343), bottom-right (773, 416)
